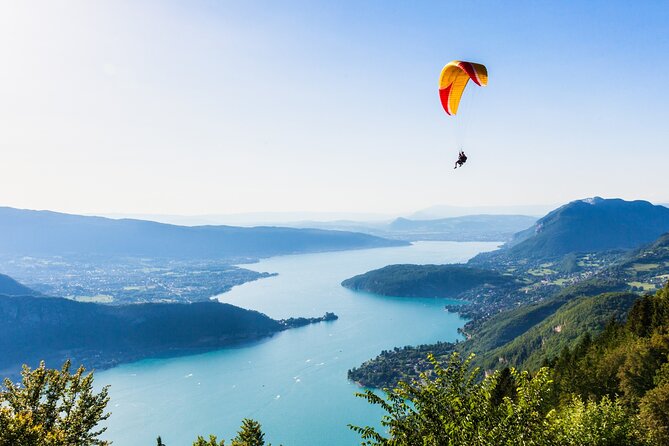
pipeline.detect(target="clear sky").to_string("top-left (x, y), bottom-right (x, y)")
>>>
top-left (0, 0), bottom-right (667, 216)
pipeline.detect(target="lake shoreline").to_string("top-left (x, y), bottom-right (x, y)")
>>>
top-left (98, 241), bottom-right (500, 446)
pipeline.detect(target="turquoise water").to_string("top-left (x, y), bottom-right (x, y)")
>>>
top-left (98, 241), bottom-right (499, 445)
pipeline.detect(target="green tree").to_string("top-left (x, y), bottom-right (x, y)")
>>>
top-left (490, 366), bottom-right (516, 406)
top-left (617, 333), bottom-right (669, 402)
top-left (0, 360), bottom-right (110, 446)
top-left (639, 382), bottom-right (669, 445)
top-left (350, 352), bottom-right (556, 445)
top-left (653, 359), bottom-right (669, 386)
top-left (230, 418), bottom-right (266, 446)
top-left (549, 396), bottom-right (645, 446)
top-left (0, 408), bottom-right (45, 446)
top-left (193, 434), bottom-right (225, 446)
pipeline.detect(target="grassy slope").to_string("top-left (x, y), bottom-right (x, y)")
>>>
top-left (476, 291), bottom-right (638, 371)
top-left (461, 279), bottom-right (627, 355)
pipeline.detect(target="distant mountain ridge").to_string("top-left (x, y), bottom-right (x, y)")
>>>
top-left (0, 207), bottom-right (406, 259)
top-left (289, 214), bottom-right (536, 242)
top-left (409, 204), bottom-right (556, 220)
top-left (386, 214), bottom-right (536, 241)
top-left (475, 197), bottom-right (669, 261)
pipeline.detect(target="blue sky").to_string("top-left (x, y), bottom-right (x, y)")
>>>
top-left (0, 1), bottom-right (667, 216)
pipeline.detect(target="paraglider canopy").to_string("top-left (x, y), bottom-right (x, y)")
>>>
top-left (439, 61), bottom-right (488, 116)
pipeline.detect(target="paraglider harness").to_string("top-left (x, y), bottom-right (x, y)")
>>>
top-left (454, 150), bottom-right (467, 169)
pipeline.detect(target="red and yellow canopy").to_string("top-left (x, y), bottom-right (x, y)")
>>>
top-left (439, 61), bottom-right (488, 116)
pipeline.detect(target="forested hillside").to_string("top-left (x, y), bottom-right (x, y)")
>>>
top-left (345, 199), bottom-right (669, 394)
top-left (461, 279), bottom-right (628, 356)
top-left (341, 264), bottom-right (515, 298)
top-left (349, 269), bottom-right (660, 391)
top-left (477, 291), bottom-right (638, 371)
top-left (0, 293), bottom-right (334, 377)
top-left (0, 273), bottom-right (39, 296)
top-left (348, 283), bottom-right (669, 445)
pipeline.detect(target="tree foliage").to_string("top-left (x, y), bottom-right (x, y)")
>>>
top-left (350, 351), bottom-right (650, 446)
top-left (549, 396), bottom-right (643, 446)
top-left (639, 382), bottom-right (669, 445)
top-left (186, 418), bottom-right (267, 446)
top-left (350, 352), bottom-right (558, 445)
top-left (0, 360), bottom-right (110, 446)
top-left (231, 418), bottom-right (266, 446)
top-left (193, 434), bottom-right (226, 446)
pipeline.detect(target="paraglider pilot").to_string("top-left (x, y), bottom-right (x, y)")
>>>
top-left (454, 150), bottom-right (467, 169)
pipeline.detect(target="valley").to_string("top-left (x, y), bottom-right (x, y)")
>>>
top-left (343, 198), bottom-right (669, 389)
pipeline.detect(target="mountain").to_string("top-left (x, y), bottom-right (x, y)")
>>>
top-left (0, 293), bottom-right (333, 376)
top-left (96, 211), bottom-right (396, 227)
top-left (0, 207), bottom-right (406, 259)
top-left (475, 198), bottom-right (669, 261)
top-left (386, 215), bottom-right (537, 241)
top-left (341, 264), bottom-right (515, 298)
top-left (0, 274), bottom-right (38, 296)
top-left (285, 214), bottom-right (536, 242)
top-left (409, 204), bottom-right (555, 220)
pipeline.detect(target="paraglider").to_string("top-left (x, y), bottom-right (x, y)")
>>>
top-left (439, 60), bottom-right (487, 168)
top-left (454, 150), bottom-right (467, 169)
top-left (439, 60), bottom-right (488, 116)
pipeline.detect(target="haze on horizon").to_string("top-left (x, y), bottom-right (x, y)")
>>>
top-left (1, 0), bottom-right (668, 217)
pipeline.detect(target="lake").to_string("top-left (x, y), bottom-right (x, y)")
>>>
top-left (98, 241), bottom-right (499, 445)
